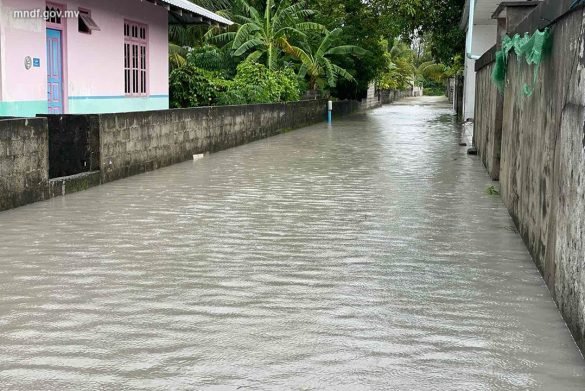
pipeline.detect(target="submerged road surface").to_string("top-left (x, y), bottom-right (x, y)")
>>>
top-left (0, 97), bottom-right (584, 390)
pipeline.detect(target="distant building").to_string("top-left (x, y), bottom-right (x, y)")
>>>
top-left (0, 0), bottom-right (231, 116)
top-left (459, 0), bottom-right (537, 120)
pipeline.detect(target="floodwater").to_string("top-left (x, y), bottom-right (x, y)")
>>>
top-left (0, 97), bottom-right (584, 390)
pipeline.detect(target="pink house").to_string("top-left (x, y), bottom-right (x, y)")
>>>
top-left (0, 0), bottom-right (231, 116)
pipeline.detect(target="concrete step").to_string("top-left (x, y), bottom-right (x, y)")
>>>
top-left (48, 171), bottom-right (101, 198)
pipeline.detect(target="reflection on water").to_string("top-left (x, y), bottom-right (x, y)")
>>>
top-left (0, 97), bottom-right (583, 390)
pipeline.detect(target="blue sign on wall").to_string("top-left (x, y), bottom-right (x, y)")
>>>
top-left (33, 58), bottom-right (40, 67)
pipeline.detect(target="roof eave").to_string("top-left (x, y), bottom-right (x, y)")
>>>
top-left (168, 11), bottom-right (227, 26)
top-left (145, 0), bottom-right (233, 26)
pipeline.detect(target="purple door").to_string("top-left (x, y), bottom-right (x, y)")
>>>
top-left (46, 28), bottom-right (63, 114)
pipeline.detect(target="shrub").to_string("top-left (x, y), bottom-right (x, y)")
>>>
top-left (169, 61), bottom-right (302, 108)
top-left (170, 64), bottom-right (219, 108)
top-left (227, 62), bottom-right (302, 104)
top-left (423, 87), bottom-right (445, 96)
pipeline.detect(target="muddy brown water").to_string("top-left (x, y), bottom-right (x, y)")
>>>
top-left (0, 97), bottom-right (584, 390)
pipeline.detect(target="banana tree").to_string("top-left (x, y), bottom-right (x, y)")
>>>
top-left (168, 0), bottom-right (234, 69)
top-left (283, 28), bottom-right (366, 91)
top-left (210, 0), bottom-right (325, 70)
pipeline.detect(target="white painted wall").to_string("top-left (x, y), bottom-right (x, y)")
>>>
top-left (463, 24), bottom-right (497, 120)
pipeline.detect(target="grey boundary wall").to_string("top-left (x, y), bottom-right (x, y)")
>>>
top-left (98, 100), bottom-right (329, 183)
top-left (1, 96), bottom-right (398, 212)
top-left (474, 58), bottom-right (501, 180)
top-left (0, 117), bottom-right (49, 211)
top-left (474, 1), bottom-right (585, 354)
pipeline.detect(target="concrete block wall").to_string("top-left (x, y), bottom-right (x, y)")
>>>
top-left (0, 98), bottom-right (380, 212)
top-left (0, 118), bottom-right (49, 211)
top-left (499, 7), bottom-right (585, 354)
top-left (380, 90), bottom-right (408, 105)
top-left (362, 84), bottom-right (382, 110)
top-left (474, 61), bottom-right (502, 180)
top-left (98, 100), bottom-right (329, 183)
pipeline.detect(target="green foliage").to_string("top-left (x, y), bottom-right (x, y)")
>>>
top-left (188, 45), bottom-right (239, 78)
top-left (423, 86), bottom-right (445, 96)
top-left (486, 185), bottom-right (500, 196)
top-left (169, 0), bottom-right (370, 105)
top-left (316, 0), bottom-right (388, 99)
top-left (224, 62), bottom-right (301, 104)
top-left (287, 28), bottom-right (367, 91)
top-left (169, 43), bottom-right (187, 71)
top-left (170, 61), bottom-right (301, 108)
top-left (169, 64), bottom-right (229, 108)
top-left (170, 0), bottom-right (477, 105)
top-left (369, 0), bottom-right (466, 64)
top-left (210, 0), bottom-right (325, 70)
top-left (378, 39), bottom-right (416, 91)
top-left (418, 61), bottom-right (447, 83)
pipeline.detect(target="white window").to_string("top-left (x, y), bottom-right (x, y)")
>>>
top-left (124, 21), bottom-right (148, 96)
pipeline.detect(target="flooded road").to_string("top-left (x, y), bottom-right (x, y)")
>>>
top-left (0, 97), bottom-right (584, 390)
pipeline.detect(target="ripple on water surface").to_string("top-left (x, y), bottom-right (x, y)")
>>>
top-left (0, 97), bottom-right (584, 390)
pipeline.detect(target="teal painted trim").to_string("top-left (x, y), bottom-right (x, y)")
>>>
top-left (68, 96), bottom-right (169, 114)
top-left (0, 100), bottom-right (48, 117)
top-left (69, 94), bottom-right (169, 100)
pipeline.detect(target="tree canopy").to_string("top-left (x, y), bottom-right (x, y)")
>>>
top-left (168, 0), bottom-right (466, 107)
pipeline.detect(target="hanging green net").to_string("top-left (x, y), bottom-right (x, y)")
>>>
top-left (491, 28), bottom-right (553, 96)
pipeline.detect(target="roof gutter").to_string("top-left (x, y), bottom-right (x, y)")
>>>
top-left (158, 0), bottom-right (233, 26)
top-left (465, 0), bottom-right (481, 60)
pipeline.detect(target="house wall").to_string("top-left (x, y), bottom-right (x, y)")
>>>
top-left (463, 24), bottom-right (497, 120)
top-left (0, 0), bottom-right (4, 103)
top-left (64, 0), bottom-right (168, 113)
top-left (0, 0), bottom-right (168, 116)
top-left (0, 0), bottom-right (48, 116)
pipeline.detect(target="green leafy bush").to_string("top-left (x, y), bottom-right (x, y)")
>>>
top-left (423, 85), bottom-right (445, 96)
top-left (170, 64), bottom-right (221, 108)
top-left (227, 62), bottom-right (301, 104)
top-left (170, 61), bottom-right (302, 108)
top-left (277, 67), bottom-right (304, 102)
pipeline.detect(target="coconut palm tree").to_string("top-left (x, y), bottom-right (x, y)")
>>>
top-left (210, 0), bottom-right (325, 70)
top-left (379, 39), bottom-right (416, 91)
top-left (282, 28), bottom-right (366, 91)
top-left (417, 61), bottom-right (448, 83)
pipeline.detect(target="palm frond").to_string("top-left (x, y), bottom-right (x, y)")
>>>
top-left (232, 22), bottom-right (262, 49)
top-left (331, 63), bottom-right (356, 83)
top-left (325, 45), bottom-right (367, 56)
top-left (245, 50), bottom-right (264, 63)
top-left (233, 38), bottom-right (264, 56)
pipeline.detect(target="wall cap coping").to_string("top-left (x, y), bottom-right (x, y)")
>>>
top-left (492, 1), bottom-right (541, 20)
top-left (475, 45), bottom-right (497, 72)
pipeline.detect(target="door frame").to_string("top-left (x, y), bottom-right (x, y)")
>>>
top-left (46, 2), bottom-right (68, 113)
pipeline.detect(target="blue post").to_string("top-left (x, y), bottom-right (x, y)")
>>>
top-left (328, 100), bottom-right (333, 124)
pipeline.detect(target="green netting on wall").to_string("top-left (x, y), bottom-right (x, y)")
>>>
top-left (491, 28), bottom-right (553, 96)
